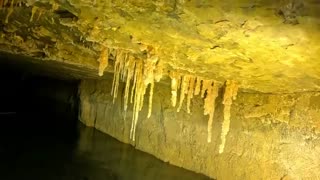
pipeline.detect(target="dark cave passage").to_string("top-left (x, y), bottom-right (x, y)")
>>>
top-left (0, 60), bottom-right (80, 142)
top-left (0, 59), bottom-right (81, 179)
top-left (0, 56), bottom-right (211, 180)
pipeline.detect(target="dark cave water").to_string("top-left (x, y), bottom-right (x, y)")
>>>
top-left (0, 122), bottom-right (211, 180)
top-left (0, 59), bottom-right (211, 180)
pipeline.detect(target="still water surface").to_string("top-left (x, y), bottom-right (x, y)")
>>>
top-left (0, 121), bottom-right (211, 180)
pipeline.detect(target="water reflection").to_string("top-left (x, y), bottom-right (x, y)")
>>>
top-left (72, 125), bottom-right (211, 180)
top-left (0, 123), bottom-right (211, 180)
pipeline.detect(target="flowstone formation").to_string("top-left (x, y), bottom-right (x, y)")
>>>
top-left (96, 46), bottom-right (239, 150)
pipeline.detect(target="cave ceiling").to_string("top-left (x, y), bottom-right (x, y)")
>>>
top-left (0, 0), bottom-right (320, 93)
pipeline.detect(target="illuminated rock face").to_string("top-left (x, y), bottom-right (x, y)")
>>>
top-left (79, 79), bottom-right (320, 180)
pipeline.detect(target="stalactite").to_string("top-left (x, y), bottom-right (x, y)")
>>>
top-left (171, 77), bottom-right (177, 107)
top-left (129, 60), bottom-right (140, 140)
top-left (37, 8), bottom-right (45, 21)
top-left (119, 52), bottom-right (126, 82)
top-left (147, 81), bottom-right (154, 118)
top-left (219, 80), bottom-right (238, 153)
top-left (122, 53), bottom-right (130, 82)
top-left (98, 47), bottom-right (109, 76)
top-left (170, 72), bottom-right (180, 107)
top-left (177, 75), bottom-right (190, 112)
top-left (130, 60), bottom-right (145, 141)
top-left (123, 56), bottom-right (135, 111)
top-left (111, 49), bottom-right (120, 98)
top-left (194, 77), bottom-right (202, 96)
top-left (203, 81), bottom-right (220, 143)
top-left (143, 56), bottom-right (156, 85)
top-left (130, 63), bottom-right (137, 104)
top-left (202, 80), bottom-right (212, 114)
top-left (5, 0), bottom-right (14, 24)
top-left (142, 55), bottom-right (157, 119)
top-left (30, 6), bottom-right (38, 22)
top-left (139, 82), bottom-right (146, 112)
top-left (111, 49), bottom-right (127, 103)
top-left (219, 104), bottom-right (230, 153)
top-left (176, 73), bottom-right (181, 90)
top-left (201, 79), bottom-right (211, 98)
top-left (154, 60), bottom-right (163, 82)
top-left (186, 77), bottom-right (196, 114)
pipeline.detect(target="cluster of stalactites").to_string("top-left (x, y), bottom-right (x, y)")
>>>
top-left (105, 48), bottom-right (163, 141)
top-left (219, 80), bottom-right (238, 154)
top-left (170, 74), bottom-right (197, 114)
top-left (169, 73), bottom-right (221, 143)
top-left (96, 47), bottom-right (238, 148)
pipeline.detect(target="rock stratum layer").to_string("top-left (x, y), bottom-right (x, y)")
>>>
top-left (79, 79), bottom-right (320, 180)
top-left (1, 0), bottom-right (320, 93)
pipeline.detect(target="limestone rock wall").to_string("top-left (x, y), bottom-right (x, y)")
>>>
top-left (79, 79), bottom-right (320, 180)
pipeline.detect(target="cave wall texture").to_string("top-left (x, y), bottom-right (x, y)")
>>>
top-left (79, 79), bottom-right (320, 180)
